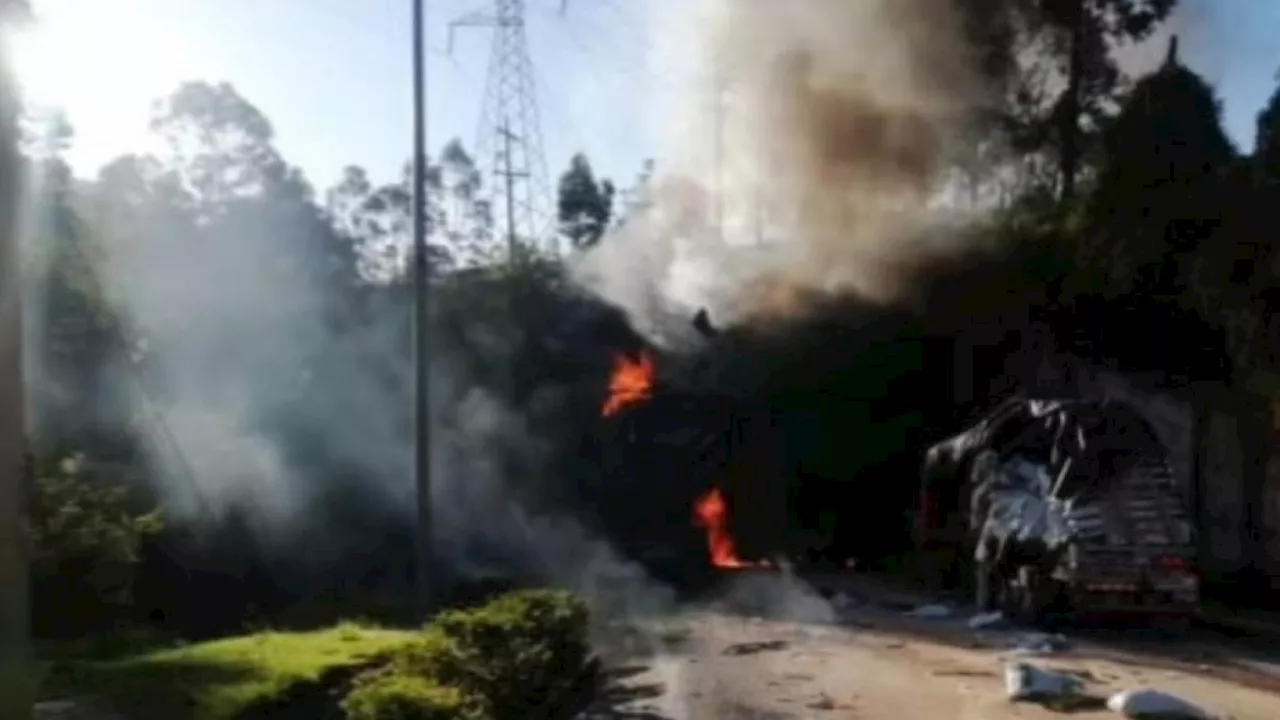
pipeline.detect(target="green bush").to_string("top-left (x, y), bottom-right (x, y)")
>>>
top-left (28, 452), bottom-right (163, 637)
top-left (342, 670), bottom-right (479, 720)
top-left (431, 589), bottom-right (593, 719)
top-left (364, 589), bottom-right (595, 720)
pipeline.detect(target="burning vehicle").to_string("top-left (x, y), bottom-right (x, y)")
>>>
top-left (918, 397), bottom-right (1199, 623)
top-left (589, 345), bottom-right (782, 588)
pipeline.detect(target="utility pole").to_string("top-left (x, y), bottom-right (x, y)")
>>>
top-left (0, 214), bottom-right (27, 720)
top-left (0, 11), bottom-right (29, 712)
top-left (497, 117), bottom-right (527, 264)
top-left (410, 0), bottom-right (434, 618)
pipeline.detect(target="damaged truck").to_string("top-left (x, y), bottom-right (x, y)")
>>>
top-left (918, 397), bottom-right (1199, 623)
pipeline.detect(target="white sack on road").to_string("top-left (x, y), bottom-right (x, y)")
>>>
top-left (967, 611), bottom-right (1007, 629)
top-left (1004, 662), bottom-right (1084, 701)
top-left (1106, 688), bottom-right (1213, 719)
top-left (905, 603), bottom-right (952, 619)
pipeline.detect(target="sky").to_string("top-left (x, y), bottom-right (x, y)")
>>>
top-left (5, 0), bottom-right (1280, 200)
top-left (7, 0), bottom-right (671, 194)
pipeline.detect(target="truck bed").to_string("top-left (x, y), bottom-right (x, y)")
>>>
top-left (1062, 456), bottom-right (1199, 613)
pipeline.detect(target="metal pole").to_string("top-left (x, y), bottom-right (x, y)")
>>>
top-left (411, 0), bottom-right (434, 617)
top-left (0, 17), bottom-right (29, 712)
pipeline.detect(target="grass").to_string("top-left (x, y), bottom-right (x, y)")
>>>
top-left (41, 621), bottom-right (419, 720)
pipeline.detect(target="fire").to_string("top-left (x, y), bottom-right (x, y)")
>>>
top-left (601, 351), bottom-right (655, 417)
top-left (693, 486), bottom-right (759, 569)
top-left (598, 351), bottom-right (762, 570)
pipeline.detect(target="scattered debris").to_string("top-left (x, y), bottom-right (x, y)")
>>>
top-left (1064, 668), bottom-right (1100, 683)
top-left (968, 610), bottom-right (1008, 630)
top-left (806, 693), bottom-right (838, 710)
top-left (723, 640), bottom-right (789, 656)
top-left (1105, 688), bottom-right (1214, 719)
top-left (933, 668), bottom-right (999, 678)
top-left (1010, 632), bottom-right (1071, 656)
top-left (904, 603), bottom-right (953, 619)
top-left (1004, 662), bottom-right (1085, 703)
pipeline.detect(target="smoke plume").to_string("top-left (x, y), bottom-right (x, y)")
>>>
top-left (55, 153), bottom-right (682, 625)
top-left (19, 0), bottom-right (1005, 637)
top-left (576, 0), bottom-right (992, 330)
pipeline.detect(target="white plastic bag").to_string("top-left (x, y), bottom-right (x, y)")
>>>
top-left (967, 611), bottom-right (1007, 630)
top-left (904, 603), bottom-right (952, 619)
top-left (1011, 632), bottom-right (1070, 655)
top-left (1105, 688), bottom-right (1212, 719)
top-left (1004, 662), bottom-right (1084, 701)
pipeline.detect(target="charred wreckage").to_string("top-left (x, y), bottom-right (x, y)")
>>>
top-left (586, 301), bottom-right (1199, 619)
top-left (918, 397), bottom-right (1199, 622)
top-left (588, 304), bottom-right (927, 587)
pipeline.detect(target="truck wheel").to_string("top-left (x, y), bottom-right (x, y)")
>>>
top-left (1013, 566), bottom-right (1044, 626)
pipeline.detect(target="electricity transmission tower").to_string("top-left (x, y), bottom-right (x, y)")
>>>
top-left (450, 0), bottom-right (556, 262)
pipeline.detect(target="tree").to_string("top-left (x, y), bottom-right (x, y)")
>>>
top-left (556, 153), bottom-right (614, 250)
top-left (955, 0), bottom-right (1179, 200)
top-left (0, 4), bottom-right (33, 717)
top-left (23, 118), bottom-right (131, 458)
top-left (1255, 73), bottom-right (1280, 181)
top-left (28, 453), bottom-right (162, 636)
top-left (1087, 37), bottom-right (1235, 299)
top-left (150, 81), bottom-right (300, 211)
top-left (328, 139), bottom-right (492, 280)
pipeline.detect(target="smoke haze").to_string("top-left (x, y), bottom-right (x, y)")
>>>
top-left (22, 0), bottom-right (1006, 631)
top-left (577, 0), bottom-right (992, 330)
top-left (65, 160), bottom-right (680, 621)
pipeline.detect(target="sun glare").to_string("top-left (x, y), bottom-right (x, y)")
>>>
top-left (8, 19), bottom-right (72, 110)
top-left (4, 2), bottom-right (189, 166)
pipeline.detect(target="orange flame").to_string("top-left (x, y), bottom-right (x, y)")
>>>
top-left (693, 487), bottom-right (760, 569)
top-left (601, 352), bottom-right (655, 417)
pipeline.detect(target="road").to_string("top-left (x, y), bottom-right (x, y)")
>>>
top-left (584, 571), bottom-right (1280, 719)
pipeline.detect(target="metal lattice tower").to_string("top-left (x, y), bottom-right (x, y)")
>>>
top-left (452, 0), bottom-right (555, 261)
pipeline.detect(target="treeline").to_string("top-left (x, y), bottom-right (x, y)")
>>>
top-left (9, 72), bottom-right (631, 638)
top-left (661, 2), bottom-right (1280, 571)
top-left (10, 0), bottom-right (1280, 636)
top-left (931, 1), bottom-right (1280, 392)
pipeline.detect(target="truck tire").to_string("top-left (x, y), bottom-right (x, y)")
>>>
top-left (1012, 566), bottom-right (1042, 626)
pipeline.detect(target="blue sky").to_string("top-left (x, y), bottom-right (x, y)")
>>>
top-left (8, 0), bottom-right (1280, 198)
top-left (12, 0), bottom-right (669, 193)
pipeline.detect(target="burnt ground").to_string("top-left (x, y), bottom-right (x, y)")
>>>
top-left (582, 571), bottom-right (1280, 720)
